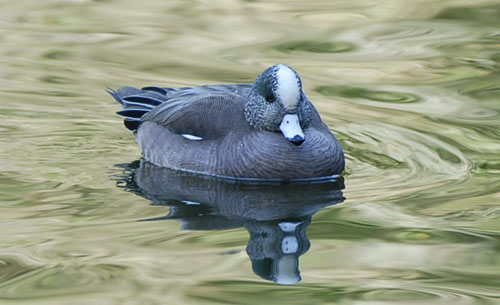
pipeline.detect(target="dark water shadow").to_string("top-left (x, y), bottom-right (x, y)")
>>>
top-left (115, 160), bottom-right (345, 285)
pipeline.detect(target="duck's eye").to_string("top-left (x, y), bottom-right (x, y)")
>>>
top-left (266, 93), bottom-right (275, 103)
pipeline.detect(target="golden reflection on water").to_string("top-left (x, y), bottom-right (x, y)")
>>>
top-left (1, 0), bottom-right (500, 304)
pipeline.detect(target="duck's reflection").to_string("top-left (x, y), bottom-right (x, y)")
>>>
top-left (116, 160), bottom-right (345, 285)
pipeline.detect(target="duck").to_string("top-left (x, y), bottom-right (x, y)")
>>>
top-left (107, 64), bottom-right (344, 181)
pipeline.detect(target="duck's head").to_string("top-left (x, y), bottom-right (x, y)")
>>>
top-left (245, 64), bottom-right (312, 146)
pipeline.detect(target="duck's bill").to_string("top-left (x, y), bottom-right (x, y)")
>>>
top-left (279, 114), bottom-right (305, 146)
top-left (274, 255), bottom-right (301, 285)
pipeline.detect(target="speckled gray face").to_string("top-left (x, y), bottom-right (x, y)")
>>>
top-left (244, 64), bottom-right (311, 145)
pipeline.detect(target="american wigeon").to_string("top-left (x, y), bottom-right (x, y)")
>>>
top-left (108, 64), bottom-right (344, 181)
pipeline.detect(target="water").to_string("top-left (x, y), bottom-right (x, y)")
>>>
top-left (1, 0), bottom-right (500, 304)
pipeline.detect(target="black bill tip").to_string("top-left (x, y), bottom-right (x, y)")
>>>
top-left (289, 135), bottom-right (305, 146)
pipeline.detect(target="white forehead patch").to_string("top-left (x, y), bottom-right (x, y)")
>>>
top-left (276, 65), bottom-right (300, 110)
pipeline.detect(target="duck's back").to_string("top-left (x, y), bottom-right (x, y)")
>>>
top-left (136, 91), bottom-right (250, 176)
top-left (108, 84), bottom-right (252, 131)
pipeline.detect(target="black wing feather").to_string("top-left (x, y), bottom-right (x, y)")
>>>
top-left (124, 119), bottom-right (141, 131)
top-left (117, 109), bottom-right (150, 119)
top-left (108, 87), bottom-right (168, 132)
top-left (123, 95), bottom-right (163, 106)
top-left (142, 86), bottom-right (169, 95)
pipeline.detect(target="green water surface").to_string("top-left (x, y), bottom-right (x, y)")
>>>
top-left (1, 0), bottom-right (500, 304)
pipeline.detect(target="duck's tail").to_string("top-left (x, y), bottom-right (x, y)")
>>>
top-left (106, 86), bottom-right (170, 132)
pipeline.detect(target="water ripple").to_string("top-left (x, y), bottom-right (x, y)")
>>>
top-left (317, 86), bottom-right (420, 104)
top-left (1, 0), bottom-right (500, 304)
top-left (271, 40), bottom-right (356, 54)
top-left (0, 262), bottom-right (129, 300)
top-left (332, 120), bottom-right (470, 199)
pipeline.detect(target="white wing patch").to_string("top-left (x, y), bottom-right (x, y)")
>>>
top-left (278, 221), bottom-right (302, 232)
top-left (276, 64), bottom-right (300, 110)
top-left (182, 134), bottom-right (203, 141)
